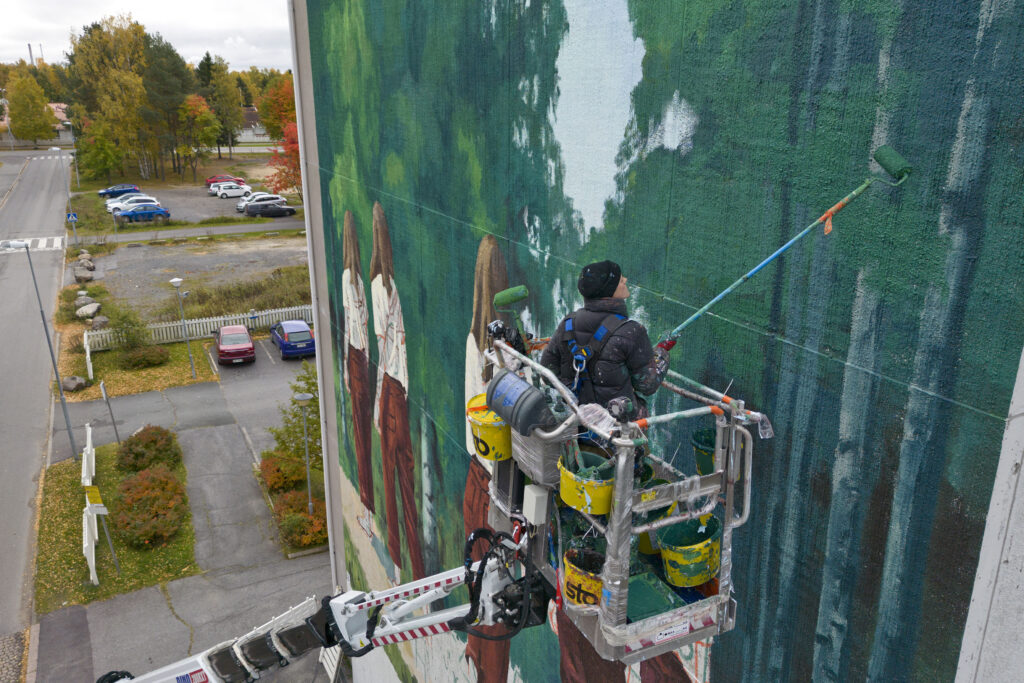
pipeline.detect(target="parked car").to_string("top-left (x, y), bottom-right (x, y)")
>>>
top-left (205, 174), bottom-right (245, 187)
top-left (216, 183), bottom-right (253, 198)
top-left (98, 183), bottom-right (140, 198)
top-left (244, 202), bottom-right (297, 218)
top-left (269, 320), bottom-right (315, 359)
top-left (214, 325), bottom-right (256, 365)
top-left (115, 204), bottom-right (170, 225)
top-left (106, 192), bottom-right (144, 207)
top-left (208, 182), bottom-right (230, 195)
top-left (237, 193), bottom-right (284, 213)
top-left (236, 192), bottom-right (271, 212)
top-left (108, 195), bottom-right (161, 213)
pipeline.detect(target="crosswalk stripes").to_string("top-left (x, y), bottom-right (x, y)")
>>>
top-left (0, 236), bottom-right (66, 255)
top-left (26, 155), bottom-right (72, 161)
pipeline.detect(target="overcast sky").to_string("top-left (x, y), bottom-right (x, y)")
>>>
top-left (1, 1), bottom-right (295, 72)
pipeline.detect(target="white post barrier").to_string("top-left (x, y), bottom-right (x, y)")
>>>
top-left (84, 330), bottom-right (94, 380)
top-left (81, 423), bottom-right (95, 486)
top-left (82, 504), bottom-right (99, 586)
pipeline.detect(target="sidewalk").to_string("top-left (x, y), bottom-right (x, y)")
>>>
top-left (30, 422), bottom-right (333, 682)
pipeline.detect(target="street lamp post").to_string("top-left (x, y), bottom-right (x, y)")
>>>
top-left (294, 392), bottom-right (315, 516)
top-left (64, 120), bottom-right (80, 188)
top-left (11, 240), bottom-right (79, 460)
top-left (169, 278), bottom-right (197, 379)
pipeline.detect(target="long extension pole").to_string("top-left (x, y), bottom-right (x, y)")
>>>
top-left (665, 146), bottom-right (912, 341)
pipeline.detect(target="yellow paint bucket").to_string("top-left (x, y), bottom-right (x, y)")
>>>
top-left (563, 548), bottom-right (604, 608)
top-left (657, 514), bottom-right (722, 587)
top-left (558, 449), bottom-right (615, 515)
top-left (466, 394), bottom-right (510, 461)
top-left (637, 479), bottom-right (675, 555)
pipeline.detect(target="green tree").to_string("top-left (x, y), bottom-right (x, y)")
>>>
top-left (6, 73), bottom-right (57, 144)
top-left (67, 15), bottom-right (148, 175)
top-left (142, 34), bottom-right (196, 178)
top-left (235, 75), bottom-right (252, 106)
top-left (77, 118), bottom-right (123, 183)
top-left (257, 73), bottom-right (294, 140)
top-left (209, 56), bottom-right (244, 159)
top-left (195, 52), bottom-right (214, 92)
top-left (176, 94), bottom-right (219, 182)
top-left (269, 362), bottom-right (321, 463)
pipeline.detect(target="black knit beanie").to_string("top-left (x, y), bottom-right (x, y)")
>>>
top-left (578, 260), bottom-right (621, 299)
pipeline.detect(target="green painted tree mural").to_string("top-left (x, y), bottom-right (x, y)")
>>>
top-left (299, 0), bottom-right (1024, 680)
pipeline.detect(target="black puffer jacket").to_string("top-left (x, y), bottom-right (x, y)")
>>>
top-left (541, 298), bottom-right (665, 417)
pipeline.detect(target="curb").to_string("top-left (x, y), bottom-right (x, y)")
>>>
top-left (286, 545), bottom-right (328, 560)
top-left (25, 623), bottom-right (38, 683)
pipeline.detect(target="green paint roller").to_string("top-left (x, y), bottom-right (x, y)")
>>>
top-left (664, 146), bottom-right (912, 341)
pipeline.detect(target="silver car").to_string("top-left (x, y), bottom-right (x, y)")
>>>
top-left (236, 193), bottom-right (283, 212)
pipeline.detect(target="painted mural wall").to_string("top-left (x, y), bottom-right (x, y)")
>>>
top-left (298, 0), bottom-right (1024, 680)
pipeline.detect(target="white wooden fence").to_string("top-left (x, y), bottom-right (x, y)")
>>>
top-left (82, 304), bottom-right (313, 379)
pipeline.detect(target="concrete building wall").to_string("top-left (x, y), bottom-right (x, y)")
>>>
top-left (290, 1), bottom-right (1024, 681)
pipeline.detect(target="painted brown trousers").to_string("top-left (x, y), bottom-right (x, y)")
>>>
top-left (379, 372), bottom-right (426, 579)
top-left (347, 346), bottom-right (375, 513)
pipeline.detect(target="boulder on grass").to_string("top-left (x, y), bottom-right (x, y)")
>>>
top-left (74, 268), bottom-right (94, 283)
top-left (74, 296), bottom-right (95, 308)
top-left (76, 302), bottom-right (101, 319)
top-left (61, 376), bottom-right (87, 392)
top-left (79, 259), bottom-right (95, 271)
top-left (91, 316), bottom-right (110, 330)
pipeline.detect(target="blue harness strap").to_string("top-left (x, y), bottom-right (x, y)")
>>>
top-left (565, 312), bottom-right (628, 395)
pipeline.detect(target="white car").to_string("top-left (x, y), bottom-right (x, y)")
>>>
top-left (108, 195), bottom-right (160, 213)
top-left (208, 182), bottom-right (231, 195)
top-left (236, 193), bottom-right (284, 213)
top-left (216, 183), bottom-right (252, 198)
top-left (236, 192), bottom-right (270, 211)
top-left (106, 191), bottom-right (144, 207)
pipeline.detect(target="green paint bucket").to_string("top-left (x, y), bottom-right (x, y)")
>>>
top-left (691, 428), bottom-right (716, 475)
top-left (657, 514), bottom-right (722, 587)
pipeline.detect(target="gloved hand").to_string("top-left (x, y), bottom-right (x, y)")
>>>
top-left (653, 344), bottom-right (671, 375)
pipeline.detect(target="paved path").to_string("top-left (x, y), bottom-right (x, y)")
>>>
top-left (34, 407), bottom-right (333, 681)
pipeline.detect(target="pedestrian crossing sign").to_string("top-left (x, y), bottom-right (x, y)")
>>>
top-left (67, 212), bottom-right (78, 222)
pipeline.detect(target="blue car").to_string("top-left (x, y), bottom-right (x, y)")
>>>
top-left (98, 183), bottom-right (140, 198)
top-left (269, 320), bottom-right (316, 359)
top-left (115, 204), bottom-right (171, 225)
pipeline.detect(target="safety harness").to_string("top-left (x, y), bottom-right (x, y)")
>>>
top-left (565, 312), bottom-right (629, 399)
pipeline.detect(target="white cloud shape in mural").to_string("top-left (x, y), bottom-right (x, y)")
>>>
top-left (645, 91), bottom-right (700, 157)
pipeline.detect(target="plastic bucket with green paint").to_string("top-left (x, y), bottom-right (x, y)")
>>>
top-left (691, 428), bottom-right (716, 475)
top-left (558, 450), bottom-right (615, 515)
top-left (657, 513), bottom-right (722, 587)
top-left (636, 479), bottom-right (675, 555)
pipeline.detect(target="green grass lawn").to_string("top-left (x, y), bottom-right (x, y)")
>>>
top-left (151, 263), bottom-right (312, 322)
top-left (34, 444), bottom-right (200, 614)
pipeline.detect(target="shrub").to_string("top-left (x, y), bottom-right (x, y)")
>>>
top-left (259, 452), bottom-right (307, 492)
top-left (108, 306), bottom-right (150, 350)
top-left (275, 489), bottom-right (313, 516)
top-left (279, 505), bottom-right (327, 548)
top-left (119, 345), bottom-right (170, 369)
top-left (117, 425), bottom-right (183, 472)
top-left (111, 465), bottom-right (188, 548)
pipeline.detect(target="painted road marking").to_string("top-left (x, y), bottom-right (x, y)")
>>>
top-left (259, 339), bottom-right (276, 364)
top-left (0, 236), bottom-right (65, 254)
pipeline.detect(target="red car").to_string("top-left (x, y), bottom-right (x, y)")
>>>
top-left (205, 174), bottom-right (246, 187)
top-left (215, 325), bottom-right (256, 364)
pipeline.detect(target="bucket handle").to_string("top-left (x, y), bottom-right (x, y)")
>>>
top-left (731, 426), bottom-right (753, 528)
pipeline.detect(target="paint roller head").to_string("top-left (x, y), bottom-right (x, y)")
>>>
top-left (493, 285), bottom-right (529, 309)
top-left (873, 145), bottom-right (912, 181)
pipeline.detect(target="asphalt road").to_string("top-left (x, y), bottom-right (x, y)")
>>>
top-left (0, 149), bottom-right (74, 635)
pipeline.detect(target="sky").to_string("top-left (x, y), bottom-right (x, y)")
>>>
top-left (1, 1), bottom-right (295, 71)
